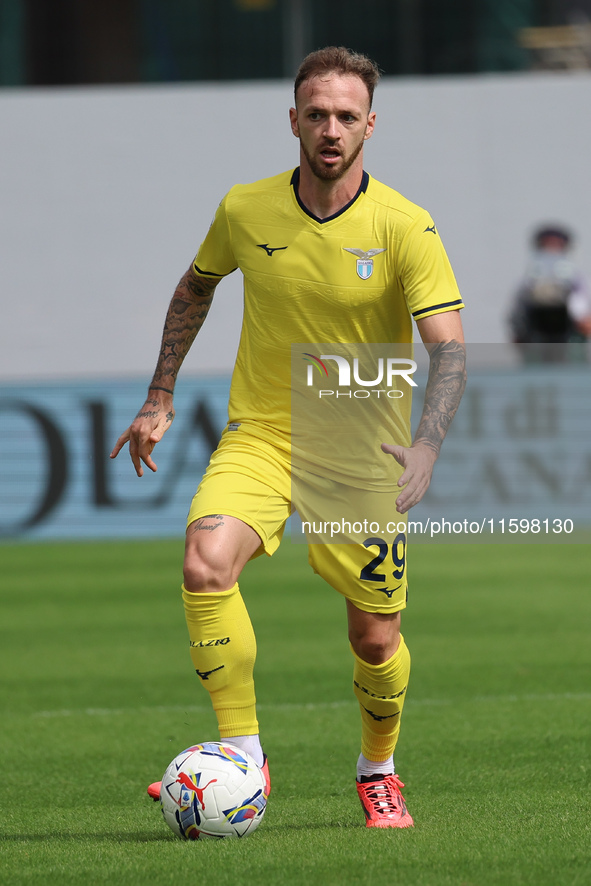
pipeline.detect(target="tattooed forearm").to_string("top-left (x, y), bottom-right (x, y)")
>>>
top-left (150, 267), bottom-right (218, 390)
top-left (183, 271), bottom-right (221, 300)
top-left (414, 340), bottom-right (466, 456)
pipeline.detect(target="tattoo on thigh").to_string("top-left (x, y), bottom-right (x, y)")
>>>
top-left (192, 514), bottom-right (225, 532)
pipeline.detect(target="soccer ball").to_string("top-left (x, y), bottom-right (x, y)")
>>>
top-left (158, 742), bottom-right (267, 840)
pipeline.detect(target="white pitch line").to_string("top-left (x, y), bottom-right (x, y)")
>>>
top-left (26, 691), bottom-right (591, 720)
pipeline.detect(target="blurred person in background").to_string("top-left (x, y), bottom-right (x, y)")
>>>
top-left (509, 225), bottom-right (591, 362)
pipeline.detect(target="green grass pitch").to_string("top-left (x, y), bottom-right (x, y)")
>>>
top-left (1, 538), bottom-right (590, 885)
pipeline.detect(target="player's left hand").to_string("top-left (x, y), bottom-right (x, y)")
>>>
top-left (381, 441), bottom-right (437, 514)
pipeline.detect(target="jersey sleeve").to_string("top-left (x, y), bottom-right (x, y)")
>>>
top-left (192, 191), bottom-right (238, 278)
top-left (397, 210), bottom-right (464, 320)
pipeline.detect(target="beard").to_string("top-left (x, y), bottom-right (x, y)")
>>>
top-left (301, 136), bottom-right (365, 182)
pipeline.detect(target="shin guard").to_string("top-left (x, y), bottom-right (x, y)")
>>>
top-left (183, 583), bottom-right (258, 737)
top-left (352, 636), bottom-right (411, 762)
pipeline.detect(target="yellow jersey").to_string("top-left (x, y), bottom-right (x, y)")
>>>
top-left (194, 168), bottom-right (463, 483)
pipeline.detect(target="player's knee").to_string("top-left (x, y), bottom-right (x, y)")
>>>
top-left (349, 619), bottom-right (401, 664)
top-left (183, 548), bottom-right (234, 593)
top-left (352, 635), bottom-right (393, 665)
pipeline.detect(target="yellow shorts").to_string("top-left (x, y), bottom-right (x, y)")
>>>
top-left (187, 427), bottom-right (408, 614)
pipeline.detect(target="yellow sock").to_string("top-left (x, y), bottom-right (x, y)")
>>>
top-left (352, 636), bottom-right (411, 762)
top-left (182, 583), bottom-right (258, 738)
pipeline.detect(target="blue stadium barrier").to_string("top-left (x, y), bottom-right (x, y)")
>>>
top-left (1, 366), bottom-right (589, 541)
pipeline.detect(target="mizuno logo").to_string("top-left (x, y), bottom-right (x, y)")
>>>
top-left (424, 224), bottom-right (437, 234)
top-left (195, 665), bottom-right (225, 681)
top-left (362, 705), bottom-right (401, 722)
top-left (257, 243), bottom-right (288, 256)
top-left (376, 584), bottom-right (402, 598)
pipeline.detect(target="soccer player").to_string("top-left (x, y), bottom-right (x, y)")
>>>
top-left (111, 46), bottom-right (466, 829)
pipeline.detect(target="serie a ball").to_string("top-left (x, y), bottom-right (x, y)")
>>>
top-left (158, 742), bottom-right (267, 840)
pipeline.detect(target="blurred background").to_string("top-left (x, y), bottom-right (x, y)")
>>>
top-left (1, 0), bottom-right (590, 539)
top-left (3, 0), bottom-right (591, 85)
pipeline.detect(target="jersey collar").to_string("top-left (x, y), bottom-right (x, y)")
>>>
top-left (290, 167), bottom-right (369, 224)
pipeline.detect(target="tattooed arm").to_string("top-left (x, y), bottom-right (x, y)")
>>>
top-left (148, 265), bottom-right (219, 392)
top-left (110, 266), bottom-right (219, 476)
top-left (382, 310), bottom-right (466, 513)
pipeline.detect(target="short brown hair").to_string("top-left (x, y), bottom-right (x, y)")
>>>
top-left (294, 46), bottom-right (381, 108)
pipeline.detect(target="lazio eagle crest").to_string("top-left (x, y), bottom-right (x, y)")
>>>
top-left (343, 247), bottom-right (387, 279)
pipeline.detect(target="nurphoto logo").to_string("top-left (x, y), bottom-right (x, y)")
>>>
top-left (302, 353), bottom-right (417, 399)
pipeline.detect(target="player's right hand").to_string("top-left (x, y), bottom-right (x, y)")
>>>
top-left (110, 397), bottom-right (175, 477)
top-left (381, 441), bottom-right (437, 514)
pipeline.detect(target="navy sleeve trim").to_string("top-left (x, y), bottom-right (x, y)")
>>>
top-left (193, 263), bottom-right (236, 277)
top-left (412, 299), bottom-right (464, 318)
